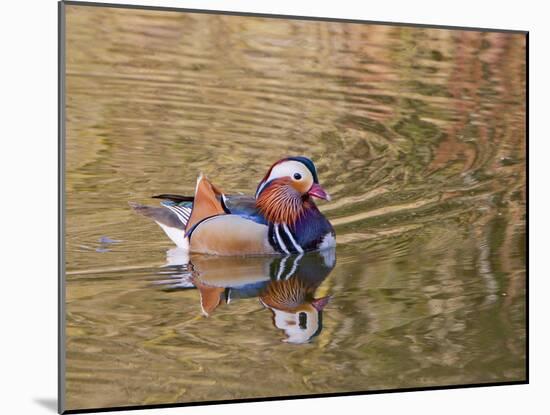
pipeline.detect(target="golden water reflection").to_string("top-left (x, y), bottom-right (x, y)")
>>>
top-left (64, 4), bottom-right (526, 411)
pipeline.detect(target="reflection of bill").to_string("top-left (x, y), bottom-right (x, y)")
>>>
top-left (157, 248), bottom-right (336, 344)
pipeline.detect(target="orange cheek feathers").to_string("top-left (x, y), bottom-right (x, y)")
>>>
top-left (290, 178), bottom-right (312, 194)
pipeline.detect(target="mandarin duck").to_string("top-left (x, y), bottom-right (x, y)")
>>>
top-left (130, 156), bottom-right (335, 256)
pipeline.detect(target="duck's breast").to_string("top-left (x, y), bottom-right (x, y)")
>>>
top-left (293, 208), bottom-right (335, 251)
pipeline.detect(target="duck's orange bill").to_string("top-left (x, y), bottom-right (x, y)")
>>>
top-left (308, 183), bottom-right (331, 201)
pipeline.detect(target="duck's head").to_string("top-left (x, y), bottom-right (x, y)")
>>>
top-left (255, 156), bottom-right (330, 224)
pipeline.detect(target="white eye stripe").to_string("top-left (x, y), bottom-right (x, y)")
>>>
top-left (265, 161), bottom-right (312, 184)
top-left (256, 160), bottom-right (315, 198)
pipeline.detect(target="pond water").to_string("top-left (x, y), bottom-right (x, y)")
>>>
top-left (63, 4), bottom-right (527, 411)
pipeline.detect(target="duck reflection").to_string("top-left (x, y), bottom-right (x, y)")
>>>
top-left (157, 248), bottom-right (336, 344)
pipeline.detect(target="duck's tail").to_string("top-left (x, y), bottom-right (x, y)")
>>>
top-left (128, 201), bottom-right (191, 248)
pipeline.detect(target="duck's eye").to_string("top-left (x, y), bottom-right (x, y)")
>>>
top-left (298, 312), bottom-right (307, 329)
top-left (293, 173), bottom-right (302, 180)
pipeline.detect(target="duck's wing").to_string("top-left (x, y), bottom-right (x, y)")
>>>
top-left (153, 193), bottom-right (267, 225)
top-left (130, 174), bottom-right (225, 247)
top-left (177, 183), bottom-right (274, 255)
top-left (223, 194), bottom-right (267, 225)
top-left (185, 174), bottom-right (227, 232)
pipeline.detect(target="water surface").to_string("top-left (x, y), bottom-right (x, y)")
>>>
top-left (64, 5), bottom-right (526, 411)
